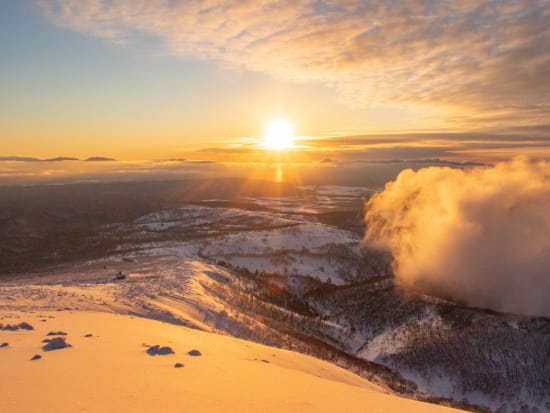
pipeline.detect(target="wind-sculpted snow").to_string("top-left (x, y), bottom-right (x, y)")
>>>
top-left (364, 158), bottom-right (550, 317)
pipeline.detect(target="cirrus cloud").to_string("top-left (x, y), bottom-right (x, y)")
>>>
top-left (36, 0), bottom-right (550, 127)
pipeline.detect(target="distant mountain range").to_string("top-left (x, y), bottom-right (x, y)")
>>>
top-left (0, 156), bottom-right (116, 162)
top-left (84, 156), bottom-right (116, 162)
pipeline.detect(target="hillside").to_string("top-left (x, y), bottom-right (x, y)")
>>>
top-left (0, 309), bottom-right (466, 413)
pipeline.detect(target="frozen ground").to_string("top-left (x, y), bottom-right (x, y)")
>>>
top-left (111, 186), bottom-right (378, 285)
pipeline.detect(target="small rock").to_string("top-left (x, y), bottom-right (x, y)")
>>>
top-left (3, 324), bottom-right (19, 331)
top-left (147, 345), bottom-right (160, 356)
top-left (174, 363), bottom-right (184, 368)
top-left (84, 333), bottom-right (93, 338)
top-left (18, 322), bottom-right (34, 330)
top-left (157, 346), bottom-right (175, 355)
top-left (187, 349), bottom-right (202, 356)
top-left (146, 345), bottom-right (174, 356)
top-left (260, 359), bottom-right (270, 364)
top-left (30, 354), bottom-right (42, 361)
top-left (47, 331), bottom-right (67, 336)
top-left (0, 342), bottom-right (8, 348)
top-left (42, 337), bottom-right (71, 351)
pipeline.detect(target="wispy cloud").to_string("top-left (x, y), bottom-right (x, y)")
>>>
top-left (36, 0), bottom-right (550, 127)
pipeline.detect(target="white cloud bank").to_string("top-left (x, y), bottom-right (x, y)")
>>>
top-left (364, 158), bottom-right (550, 317)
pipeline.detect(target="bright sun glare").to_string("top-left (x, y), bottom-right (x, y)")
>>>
top-left (264, 119), bottom-right (295, 150)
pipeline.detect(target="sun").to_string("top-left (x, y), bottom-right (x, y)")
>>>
top-left (263, 119), bottom-right (295, 150)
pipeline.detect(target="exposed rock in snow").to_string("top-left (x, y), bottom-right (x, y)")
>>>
top-left (42, 337), bottom-right (71, 351)
top-left (147, 345), bottom-right (175, 356)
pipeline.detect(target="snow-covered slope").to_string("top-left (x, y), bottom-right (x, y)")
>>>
top-left (0, 271), bottom-right (467, 412)
top-left (113, 203), bottom-right (378, 285)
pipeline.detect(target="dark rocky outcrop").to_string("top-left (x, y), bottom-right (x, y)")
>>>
top-left (1, 322), bottom-right (34, 331)
top-left (18, 322), bottom-right (34, 330)
top-left (42, 337), bottom-right (71, 351)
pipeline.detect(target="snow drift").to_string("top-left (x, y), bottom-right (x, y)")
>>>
top-left (364, 158), bottom-right (550, 317)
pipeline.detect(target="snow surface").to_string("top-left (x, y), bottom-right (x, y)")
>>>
top-left (115, 200), bottom-right (368, 285)
top-left (0, 257), bottom-right (468, 413)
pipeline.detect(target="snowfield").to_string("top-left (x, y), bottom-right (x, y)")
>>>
top-left (0, 256), bottom-right (467, 413)
top-left (133, 205), bottom-right (301, 232)
top-left (113, 198), bottom-right (376, 285)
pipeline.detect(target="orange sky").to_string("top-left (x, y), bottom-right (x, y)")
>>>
top-left (1, 1), bottom-right (550, 162)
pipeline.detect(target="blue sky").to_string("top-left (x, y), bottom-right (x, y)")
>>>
top-left (1, 1), bottom-right (550, 161)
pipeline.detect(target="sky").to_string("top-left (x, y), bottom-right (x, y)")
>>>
top-left (1, 0), bottom-right (550, 163)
